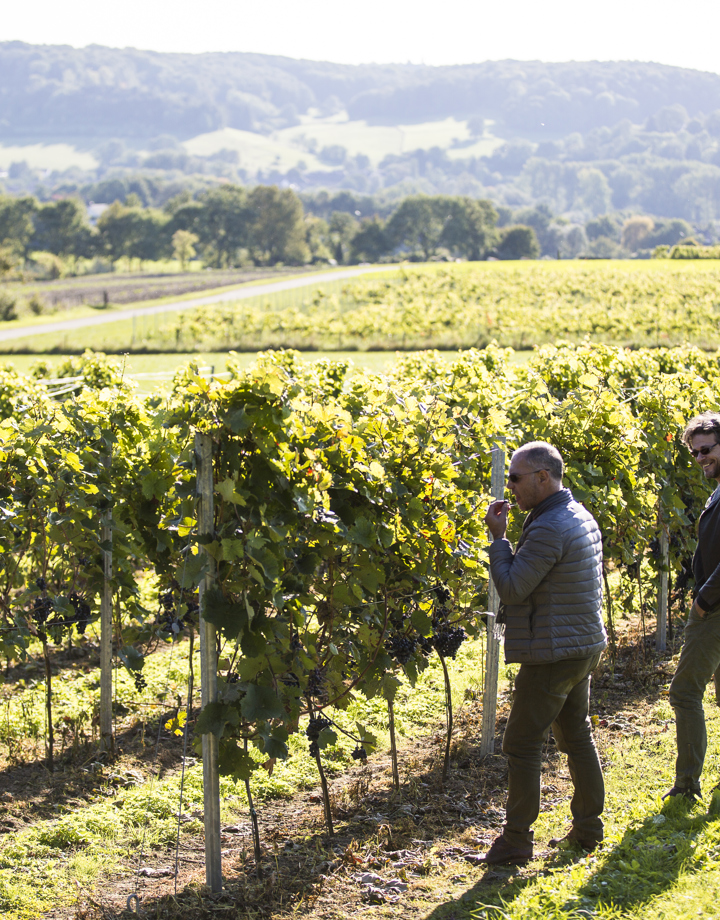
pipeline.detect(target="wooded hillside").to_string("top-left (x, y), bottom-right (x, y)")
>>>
top-left (1, 43), bottom-right (719, 141)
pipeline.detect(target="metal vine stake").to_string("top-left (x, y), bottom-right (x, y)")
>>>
top-left (480, 437), bottom-right (505, 758)
top-left (196, 431), bottom-right (222, 893)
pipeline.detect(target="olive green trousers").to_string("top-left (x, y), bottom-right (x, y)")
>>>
top-left (501, 653), bottom-right (605, 849)
top-left (669, 606), bottom-right (720, 794)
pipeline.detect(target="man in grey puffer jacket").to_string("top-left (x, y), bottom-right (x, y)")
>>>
top-left (480, 442), bottom-right (607, 866)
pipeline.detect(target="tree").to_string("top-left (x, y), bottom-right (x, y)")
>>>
top-left (350, 218), bottom-right (389, 263)
top-left (557, 225), bottom-right (589, 258)
top-left (32, 199), bottom-right (89, 258)
top-left (172, 229), bottom-right (199, 270)
top-left (441, 198), bottom-right (498, 261)
top-left (586, 215), bottom-right (621, 242)
top-left (585, 236), bottom-right (624, 259)
top-left (386, 196), bottom-right (448, 260)
top-left (574, 168), bottom-right (612, 217)
top-left (96, 201), bottom-right (168, 266)
top-left (621, 216), bottom-right (654, 252)
top-left (247, 186), bottom-right (309, 265)
top-left (513, 204), bottom-right (558, 256)
top-left (644, 219), bottom-right (693, 248)
top-left (328, 211), bottom-right (358, 264)
top-left (0, 196), bottom-right (37, 259)
top-left (496, 225), bottom-right (540, 260)
top-left (304, 217), bottom-right (332, 263)
top-left (196, 186), bottom-right (250, 267)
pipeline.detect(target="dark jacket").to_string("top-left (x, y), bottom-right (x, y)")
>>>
top-left (694, 486), bottom-right (720, 613)
top-left (488, 488), bottom-right (607, 665)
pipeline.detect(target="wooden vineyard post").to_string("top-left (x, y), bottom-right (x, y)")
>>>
top-left (196, 432), bottom-right (222, 893)
top-left (480, 437), bottom-right (506, 757)
top-left (99, 451), bottom-right (114, 753)
top-left (656, 523), bottom-right (669, 653)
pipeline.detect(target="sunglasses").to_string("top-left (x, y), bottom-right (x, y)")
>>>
top-left (690, 445), bottom-right (719, 459)
top-left (508, 468), bottom-right (548, 484)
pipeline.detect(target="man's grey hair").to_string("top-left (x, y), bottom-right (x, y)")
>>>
top-left (682, 411), bottom-right (720, 447)
top-left (514, 441), bottom-right (564, 481)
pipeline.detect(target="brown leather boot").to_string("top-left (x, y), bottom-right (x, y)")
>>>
top-left (549, 829), bottom-right (601, 852)
top-left (479, 835), bottom-right (533, 865)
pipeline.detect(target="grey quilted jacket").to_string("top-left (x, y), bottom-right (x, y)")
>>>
top-left (488, 488), bottom-right (607, 664)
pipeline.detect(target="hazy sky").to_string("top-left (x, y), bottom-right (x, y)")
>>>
top-left (4, 0), bottom-right (720, 73)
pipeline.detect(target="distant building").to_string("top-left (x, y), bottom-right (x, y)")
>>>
top-left (87, 202), bottom-right (109, 225)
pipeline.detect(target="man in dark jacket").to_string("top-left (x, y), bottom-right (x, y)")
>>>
top-left (666, 411), bottom-right (720, 801)
top-left (481, 441), bottom-right (607, 865)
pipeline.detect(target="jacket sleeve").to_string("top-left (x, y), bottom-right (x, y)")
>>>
top-left (488, 523), bottom-right (563, 605)
top-left (696, 563), bottom-right (720, 611)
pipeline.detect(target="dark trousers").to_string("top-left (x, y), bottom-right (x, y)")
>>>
top-left (501, 653), bottom-right (605, 849)
top-left (669, 606), bottom-right (720, 794)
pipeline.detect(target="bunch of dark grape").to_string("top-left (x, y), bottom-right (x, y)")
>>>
top-left (306, 667), bottom-right (328, 701)
top-left (281, 672), bottom-right (300, 688)
top-left (290, 634), bottom-right (303, 652)
top-left (417, 635), bottom-right (434, 657)
top-left (32, 596), bottom-right (54, 625)
top-left (434, 583), bottom-right (451, 604)
top-left (157, 587), bottom-right (183, 635)
top-left (69, 591), bottom-right (92, 635)
top-left (649, 538), bottom-right (661, 560)
top-left (306, 715), bottom-right (331, 741)
top-left (35, 576), bottom-right (47, 591)
top-left (306, 715), bottom-right (331, 757)
top-left (160, 590), bottom-right (176, 614)
top-left (385, 633), bottom-right (417, 665)
top-left (432, 625), bottom-right (467, 659)
top-left (351, 744), bottom-right (367, 762)
top-left (133, 671), bottom-right (148, 692)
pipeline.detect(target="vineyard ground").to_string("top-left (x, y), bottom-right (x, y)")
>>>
top-left (5, 625), bottom-right (720, 919)
top-left (4, 265), bottom-right (324, 314)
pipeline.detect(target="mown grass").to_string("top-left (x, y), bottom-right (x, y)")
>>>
top-left (428, 692), bottom-right (720, 920)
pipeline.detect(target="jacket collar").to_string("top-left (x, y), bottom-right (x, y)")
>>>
top-left (704, 485), bottom-right (720, 512)
top-left (523, 487), bottom-right (573, 530)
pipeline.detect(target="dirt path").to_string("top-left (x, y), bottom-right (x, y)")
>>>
top-left (0, 267), bottom-right (383, 344)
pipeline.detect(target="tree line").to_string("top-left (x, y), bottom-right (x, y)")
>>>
top-left (0, 187), bottom-right (540, 272)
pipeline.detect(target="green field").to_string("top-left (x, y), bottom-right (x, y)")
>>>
top-left (138, 259), bottom-right (720, 354)
top-left (4, 259), bottom-right (720, 357)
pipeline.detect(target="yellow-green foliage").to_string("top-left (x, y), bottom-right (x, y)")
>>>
top-left (151, 261), bottom-right (720, 352)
